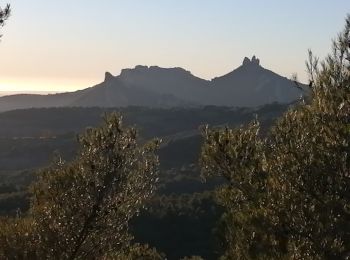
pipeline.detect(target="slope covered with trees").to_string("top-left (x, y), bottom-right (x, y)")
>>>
top-left (0, 105), bottom-right (286, 258)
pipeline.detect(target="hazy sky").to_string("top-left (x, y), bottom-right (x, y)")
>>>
top-left (0, 1), bottom-right (349, 92)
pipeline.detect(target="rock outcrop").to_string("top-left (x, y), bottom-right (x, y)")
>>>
top-left (242, 55), bottom-right (260, 66)
top-left (104, 72), bottom-right (115, 82)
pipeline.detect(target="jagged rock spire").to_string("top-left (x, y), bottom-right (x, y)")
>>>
top-left (104, 72), bottom-right (115, 82)
top-left (242, 57), bottom-right (251, 66)
top-left (251, 55), bottom-right (260, 65)
top-left (242, 55), bottom-right (260, 66)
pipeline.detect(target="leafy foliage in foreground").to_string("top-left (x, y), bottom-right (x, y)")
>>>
top-left (0, 4), bottom-right (10, 38)
top-left (0, 104), bottom-right (286, 259)
top-left (0, 113), bottom-right (160, 259)
top-left (200, 15), bottom-right (350, 259)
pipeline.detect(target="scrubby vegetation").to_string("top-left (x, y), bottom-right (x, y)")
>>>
top-left (200, 15), bottom-right (350, 259)
top-left (0, 5), bottom-right (349, 259)
top-left (0, 114), bottom-right (161, 259)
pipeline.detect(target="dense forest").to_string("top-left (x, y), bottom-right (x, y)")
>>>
top-left (0, 5), bottom-right (349, 260)
top-left (0, 104), bottom-right (287, 259)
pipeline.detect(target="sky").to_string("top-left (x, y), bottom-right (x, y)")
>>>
top-left (0, 0), bottom-right (349, 92)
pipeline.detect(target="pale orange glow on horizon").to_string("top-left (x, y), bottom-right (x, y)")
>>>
top-left (0, 77), bottom-right (98, 93)
top-left (0, 1), bottom-right (348, 93)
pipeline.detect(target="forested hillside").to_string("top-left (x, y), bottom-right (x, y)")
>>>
top-left (0, 104), bottom-right (288, 259)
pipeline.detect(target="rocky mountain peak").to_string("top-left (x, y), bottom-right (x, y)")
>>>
top-left (242, 55), bottom-right (260, 67)
top-left (104, 71), bottom-right (115, 82)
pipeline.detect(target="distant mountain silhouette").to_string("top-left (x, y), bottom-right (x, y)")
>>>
top-left (210, 56), bottom-right (305, 106)
top-left (0, 56), bottom-right (305, 111)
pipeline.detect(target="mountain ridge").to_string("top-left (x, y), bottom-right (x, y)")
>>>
top-left (0, 56), bottom-right (306, 111)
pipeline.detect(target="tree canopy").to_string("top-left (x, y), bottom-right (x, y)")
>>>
top-left (0, 113), bottom-right (161, 259)
top-left (200, 15), bottom-right (350, 259)
top-left (0, 4), bottom-right (10, 38)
